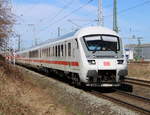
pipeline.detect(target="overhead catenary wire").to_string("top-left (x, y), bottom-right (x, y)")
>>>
top-left (118, 0), bottom-right (150, 14)
top-left (49, 1), bottom-right (112, 26)
top-left (65, 0), bottom-right (146, 24)
top-left (14, 0), bottom-right (74, 36)
top-left (39, 0), bottom-right (150, 33)
top-left (105, 0), bottom-right (150, 17)
top-left (38, 0), bottom-right (94, 34)
top-left (39, 0), bottom-right (74, 24)
top-left (67, 19), bottom-right (81, 28)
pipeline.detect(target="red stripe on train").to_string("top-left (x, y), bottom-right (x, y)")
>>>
top-left (17, 58), bottom-right (79, 67)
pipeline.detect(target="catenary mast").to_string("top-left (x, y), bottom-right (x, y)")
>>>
top-left (113, 0), bottom-right (118, 33)
top-left (98, 0), bottom-right (104, 26)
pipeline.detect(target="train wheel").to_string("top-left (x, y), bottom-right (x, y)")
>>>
top-left (120, 76), bottom-right (125, 81)
top-left (71, 73), bottom-right (81, 87)
top-left (76, 77), bottom-right (81, 87)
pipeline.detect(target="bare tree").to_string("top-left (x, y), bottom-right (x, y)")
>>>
top-left (0, 0), bottom-right (14, 54)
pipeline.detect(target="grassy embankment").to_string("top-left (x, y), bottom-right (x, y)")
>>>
top-left (128, 62), bottom-right (150, 80)
top-left (0, 61), bottom-right (71, 115)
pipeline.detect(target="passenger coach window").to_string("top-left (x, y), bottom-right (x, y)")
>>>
top-left (50, 47), bottom-right (52, 56)
top-left (68, 43), bottom-right (71, 56)
top-left (53, 47), bottom-right (54, 56)
top-left (65, 44), bottom-right (67, 57)
top-left (61, 45), bottom-right (64, 56)
top-left (48, 48), bottom-right (50, 57)
top-left (58, 45), bottom-right (60, 57)
top-left (46, 48), bottom-right (48, 57)
top-left (42, 49), bottom-right (44, 57)
top-left (29, 50), bottom-right (38, 58)
top-left (40, 49), bottom-right (42, 58)
top-left (55, 46), bottom-right (57, 57)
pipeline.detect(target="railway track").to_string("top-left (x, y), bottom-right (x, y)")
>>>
top-left (19, 65), bottom-right (150, 114)
top-left (124, 77), bottom-right (150, 88)
top-left (90, 89), bottom-right (150, 114)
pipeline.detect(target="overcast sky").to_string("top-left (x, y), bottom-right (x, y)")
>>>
top-left (12, 0), bottom-right (150, 49)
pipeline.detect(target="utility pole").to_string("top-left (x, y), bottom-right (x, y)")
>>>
top-left (113, 0), bottom-right (119, 33)
top-left (132, 35), bottom-right (143, 46)
top-left (58, 27), bottom-right (60, 37)
top-left (28, 24), bottom-right (37, 46)
top-left (131, 35), bottom-right (143, 59)
top-left (18, 35), bottom-right (21, 51)
top-left (137, 37), bottom-right (143, 58)
top-left (98, 0), bottom-right (104, 26)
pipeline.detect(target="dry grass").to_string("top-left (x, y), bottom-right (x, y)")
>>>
top-left (0, 61), bottom-right (72, 115)
top-left (0, 62), bottom-right (33, 114)
top-left (128, 63), bottom-right (150, 80)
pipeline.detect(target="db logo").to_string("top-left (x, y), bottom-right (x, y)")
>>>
top-left (103, 61), bottom-right (110, 66)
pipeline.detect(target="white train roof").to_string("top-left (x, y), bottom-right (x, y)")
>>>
top-left (76, 26), bottom-right (118, 37)
top-left (17, 26), bottom-right (118, 53)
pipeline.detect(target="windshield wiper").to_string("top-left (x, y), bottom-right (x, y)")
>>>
top-left (115, 50), bottom-right (118, 53)
top-left (92, 44), bottom-right (99, 53)
top-left (112, 48), bottom-right (118, 54)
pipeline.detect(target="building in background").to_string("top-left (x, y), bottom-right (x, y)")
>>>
top-left (125, 44), bottom-right (150, 61)
top-left (125, 48), bottom-right (134, 60)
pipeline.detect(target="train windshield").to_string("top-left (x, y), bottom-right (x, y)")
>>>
top-left (84, 35), bottom-right (120, 53)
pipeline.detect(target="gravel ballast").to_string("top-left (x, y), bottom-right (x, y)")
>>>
top-left (19, 66), bottom-right (140, 115)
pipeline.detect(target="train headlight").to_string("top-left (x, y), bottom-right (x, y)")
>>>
top-left (88, 60), bottom-right (96, 65)
top-left (117, 60), bottom-right (124, 64)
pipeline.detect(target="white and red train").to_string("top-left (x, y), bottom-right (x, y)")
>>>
top-left (15, 26), bottom-right (128, 87)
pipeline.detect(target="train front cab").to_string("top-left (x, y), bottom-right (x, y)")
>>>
top-left (79, 34), bottom-right (128, 87)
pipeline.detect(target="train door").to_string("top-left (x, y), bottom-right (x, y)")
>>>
top-left (72, 38), bottom-right (79, 62)
top-left (64, 41), bottom-right (70, 72)
top-left (73, 39), bottom-right (80, 72)
top-left (64, 39), bottom-right (79, 73)
top-left (69, 39), bottom-right (80, 73)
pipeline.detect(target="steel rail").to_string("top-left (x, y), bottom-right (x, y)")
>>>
top-left (125, 77), bottom-right (150, 83)
top-left (17, 65), bottom-right (150, 114)
top-left (124, 77), bottom-right (150, 87)
top-left (91, 90), bottom-right (150, 115)
top-left (114, 88), bottom-right (150, 102)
